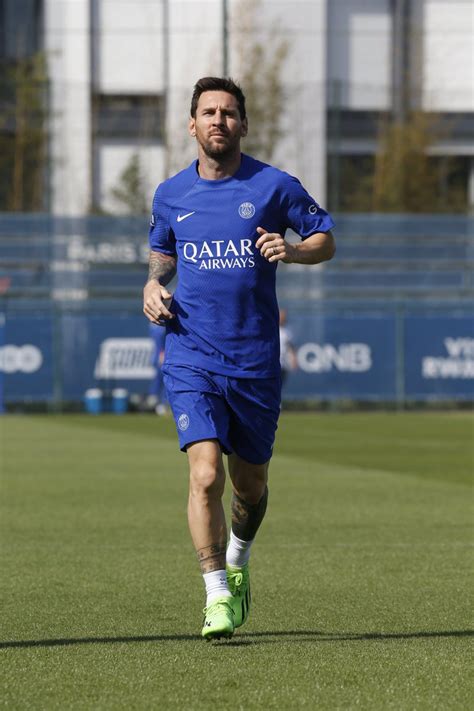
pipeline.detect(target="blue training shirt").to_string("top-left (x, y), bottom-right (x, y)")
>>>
top-left (149, 153), bottom-right (335, 378)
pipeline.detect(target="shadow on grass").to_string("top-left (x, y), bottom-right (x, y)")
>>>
top-left (1, 629), bottom-right (473, 650)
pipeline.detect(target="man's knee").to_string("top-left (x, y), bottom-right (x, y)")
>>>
top-left (189, 463), bottom-right (225, 498)
top-left (188, 440), bottom-right (225, 500)
top-left (228, 455), bottom-right (268, 504)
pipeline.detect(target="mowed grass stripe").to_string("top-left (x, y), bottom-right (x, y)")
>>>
top-left (1, 413), bottom-right (472, 710)
top-left (275, 412), bottom-right (473, 485)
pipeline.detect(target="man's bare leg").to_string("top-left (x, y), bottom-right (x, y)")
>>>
top-left (226, 453), bottom-right (269, 628)
top-left (187, 440), bottom-right (234, 638)
top-left (187, 439), bottom-right (227, 573)
top-left (228, 453), bottom-right (269, 543)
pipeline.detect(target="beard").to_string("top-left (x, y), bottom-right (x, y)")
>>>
top-left (198, 133), bottom-right (240, 161)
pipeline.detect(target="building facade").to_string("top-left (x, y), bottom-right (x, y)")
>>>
top-left (1, 0), bottom-right (473, 215)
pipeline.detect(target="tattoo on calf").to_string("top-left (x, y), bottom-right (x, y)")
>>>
top-left (231, 486), bottom-right (268, 541)
top-left (197, 542), bottom-right (227, 574)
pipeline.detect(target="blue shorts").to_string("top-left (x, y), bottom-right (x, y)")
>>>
top-left (162, 364), bottom-right (281, 465)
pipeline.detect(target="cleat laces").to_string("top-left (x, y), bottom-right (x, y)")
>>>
top-left (228, 570), bottom-right (243, 589)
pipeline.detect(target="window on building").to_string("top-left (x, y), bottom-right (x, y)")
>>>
top-left (327, 154), bottom-right (375, 213)
top-left (0, 0), bottom-right (46, 211)
top-left (432, 156), bottom-right (470, 213)
top-left (328, 153), bottom-right (470, 213)
top-left (0, 0), bottom-right (43, 59)
top-left (93, 94), bottom-right (165, 141)
top-left (327, 109), bottom-right (388, 142)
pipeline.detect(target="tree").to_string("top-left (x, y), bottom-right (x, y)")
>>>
top-left (110, 153), bottom-right (148, 215)
top-left (231, 0), bottom-right (288, 163)
top-left (165, 0), bottom-right (289, 176)
top-left (340, 112), bottom-right (468, 213)
top-left (0, 52), bottom-right (48, 211)
top-left (373, 112), bottom-right (441, 212)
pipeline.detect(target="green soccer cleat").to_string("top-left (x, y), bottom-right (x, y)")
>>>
top-left (201, 597), bottom-right (235, 640)
top-left (226, 563), bottom-right (251, 628)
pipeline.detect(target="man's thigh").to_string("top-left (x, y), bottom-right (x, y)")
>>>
top-left (163, 365), bottom-right (281, 464)
top-left (226, 376), bottom-right (281, 465)
top-left (163, 365), bottom-right (232, 454)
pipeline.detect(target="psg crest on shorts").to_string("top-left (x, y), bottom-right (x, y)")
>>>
top-left (238, 202), bottom-right (255, 219)
top-left (178, 413), bottom-right (190, 431)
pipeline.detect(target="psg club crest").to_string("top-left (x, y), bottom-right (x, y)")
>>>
top-left (238, 202), bottom-right (255, 219)
top-left (178, 413), bottom-right (190, 431)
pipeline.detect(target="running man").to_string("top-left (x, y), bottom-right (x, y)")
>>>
top-left (143, 77), bottom-right (335, 640)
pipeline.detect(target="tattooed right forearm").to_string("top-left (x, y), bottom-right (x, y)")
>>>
top-left (197, 542), bottom-right (227, 574)
top-left (146, 251), bottom-right (177, 286)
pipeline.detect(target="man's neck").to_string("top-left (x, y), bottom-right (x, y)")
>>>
top-left (197, 151), bottom-right (242, 180)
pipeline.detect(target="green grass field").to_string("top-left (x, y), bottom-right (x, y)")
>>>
top-left (1, 412), bottom-right (472, 710)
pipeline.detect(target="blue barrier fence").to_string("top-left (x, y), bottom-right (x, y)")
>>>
top-left (0, 212), bottom-right (472, 405)
top-left (0, 313), bottom-right (5, 412)
top-left (1, 305), bottom-right (472, 404)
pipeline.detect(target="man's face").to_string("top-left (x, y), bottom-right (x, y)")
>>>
top-left (189, 91), bottom-right (248, 159)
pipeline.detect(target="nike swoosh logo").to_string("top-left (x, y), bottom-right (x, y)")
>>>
top-left (177, 211), bottom-right (196, 222)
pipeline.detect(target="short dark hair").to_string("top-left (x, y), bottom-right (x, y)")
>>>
top-left (190, 77), bottom-right (246, 120)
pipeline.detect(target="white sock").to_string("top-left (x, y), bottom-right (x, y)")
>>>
top-left (226, 530), bottom-right (253, 568)
top-left (203, 570), bottom-right (232, 605)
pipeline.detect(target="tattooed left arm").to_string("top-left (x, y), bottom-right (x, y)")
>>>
top-left (143, 250), bottom-right (177, 324)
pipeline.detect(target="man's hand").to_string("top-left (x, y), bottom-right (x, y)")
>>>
top-left (256, 227), bottom-right (296, 263)
top-left (256, 227), bottom-right (335, 266)
top-left (143, 280), bottom-right (174, 325)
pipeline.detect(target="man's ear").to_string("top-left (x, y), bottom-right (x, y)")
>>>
top-left (189, 118), bottom-right (196, 137)
top-left (241, 117), bottom-right (248, 137)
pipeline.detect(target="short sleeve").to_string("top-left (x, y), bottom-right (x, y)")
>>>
top-left (148, 186), bottom-right (176, 255)
top-left (281, 175), bottom-right (335, 239)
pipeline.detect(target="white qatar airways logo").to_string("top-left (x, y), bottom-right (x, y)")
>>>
top-left (183, 238), bottom-right (255, 270)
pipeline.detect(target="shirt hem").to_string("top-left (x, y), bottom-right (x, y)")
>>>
top-left (163, 356), bottom-right (280, 380)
